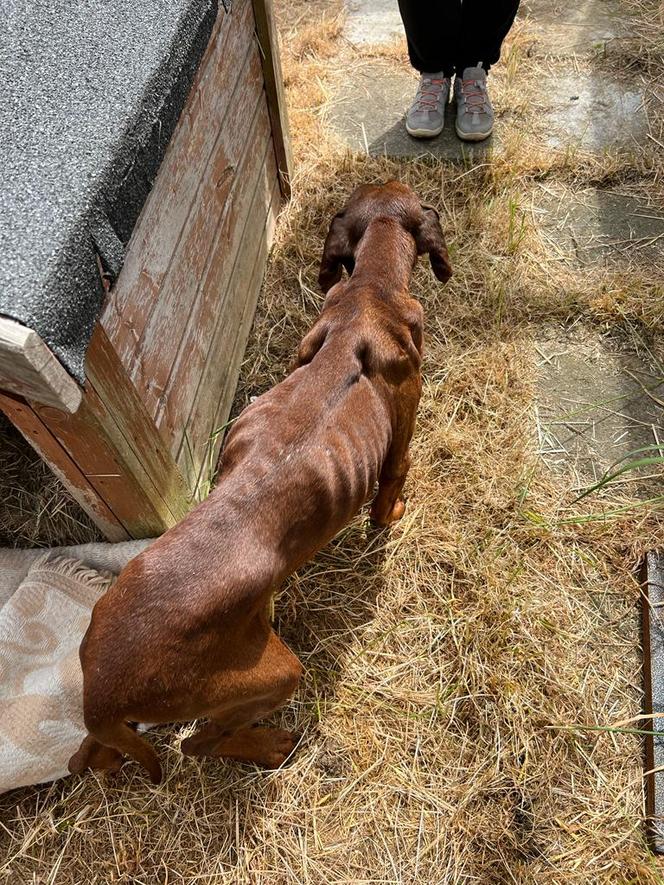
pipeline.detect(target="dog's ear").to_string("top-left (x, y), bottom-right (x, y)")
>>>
top-left (415, 204), bottom-right (452, 283)
top-left (319, 212), bottom-right (352, 293)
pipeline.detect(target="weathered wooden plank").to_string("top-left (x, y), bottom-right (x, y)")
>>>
top-left (210, 180), bottom-right (280, 432)
top-left (0, 391), bottom-right (128, 541)
top-left (642, 551), bottom-right (664, 853)
top-left (31, 390), bottom-right (175, 539)
top-left (128, 46), bottom-right (266, 420)
top-left (156, 111), bottom-right (276, 446)
top-left (176, 173), bottom-right (280, 489)
top-left (84, 326), bottom-right (191, 522)
top-left (178, 254), bottom-right (266, 496)
top-left (101, 0), bottom-right (255, 365)
top-left (0, 317), bottom-right (82, 412)
top-left (0, 328), bottom-right (191, 540)
top-left (251, 0), bottom-right (293, 196)
top-left (185, 174), bottom-right (282, 492)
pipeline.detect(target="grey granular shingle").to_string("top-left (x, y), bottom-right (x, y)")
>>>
top-left (0, 0), bottom-right (218, 382)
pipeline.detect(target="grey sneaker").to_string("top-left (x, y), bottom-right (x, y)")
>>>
top-left (406, 72), bottom-right (450, 139)
top-left (454, 65), bottom-right (494, 142)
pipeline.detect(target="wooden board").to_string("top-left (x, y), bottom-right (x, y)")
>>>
top-left (126, 46), bottom-right (267, 420)
top-left (192, 178), bottom-right (280, 492)
top-left (178, 174), bottom-right (281, 491)
top-left (156, 107), bottom-right (275, 447)
top-left (18, 329), bottom-right (192, 539)
top-left (0, 321), bottom-right (191, 541)
top-left (162, 144), bottom-right (275, 457)
top-left (101, 0), bottom-right (256, 369)
top-left (0, 317), bottom-right (82, 412)
top-left (30, 394), bottom-right (172, 538)
top-left (642, 551), bottom-right (664, 853)
top-left (0, 391), bottom-right (128, 541)
top-left (84, 326), bottom-right (190, 523)
top-left (99, 0), bottom-right (290, 477)
top-left (251, 0), bottom-right (292, 196)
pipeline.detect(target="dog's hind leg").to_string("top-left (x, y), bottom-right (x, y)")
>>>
top-left (181, 628), bottom-right (302, 767)
top-left (68, 733), bottom-right (124, 776)
top-left (182, 723), bottom-right (298, 768)
top-left (69, 721), bottom-right (162, 784)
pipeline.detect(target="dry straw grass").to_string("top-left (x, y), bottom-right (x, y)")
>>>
top-left (2, 0), bottom-right (664, 882)
top-left (0, 414), bottom-right (101, 549)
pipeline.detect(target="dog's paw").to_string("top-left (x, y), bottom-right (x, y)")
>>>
top-left (370, 498), bottom-right (406, 527)
top-left (388, 499), bottom-right (406, 522)
top-left (185, 725), bottom-right (299, 767)
top-left (223, 726), bottom-right (299, 768)
top-left (251, 727), bottom-right (299, 768)
top-left (181, 731), bottom-right (218, 758)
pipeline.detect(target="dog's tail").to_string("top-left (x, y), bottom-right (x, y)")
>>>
top-left (72, 721), bottom-right (163, 784)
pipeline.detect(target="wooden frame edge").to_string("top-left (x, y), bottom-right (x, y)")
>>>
top-left (0, 316), bottom-right (82, 412)
top-left (251, 0), bottom-right (293, 198)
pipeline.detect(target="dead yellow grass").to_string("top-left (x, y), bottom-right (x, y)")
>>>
top-left (0, 414), bottom-right (100, 549)
top-left (1, 1), bottom-right (664, 883)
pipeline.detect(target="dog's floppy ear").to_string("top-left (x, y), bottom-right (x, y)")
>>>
top-left (415, 204), bottom-right (452, 283)
top-left (319, 212), bottom-right (352, 293)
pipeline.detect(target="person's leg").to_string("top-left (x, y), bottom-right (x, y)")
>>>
top-left (453, 0), bottom-right (520, 142)
top-left (455, 0), bottom-right (520, 74)
top-left (398, 0), bottom-right (462, 138)
top-left (397, 0), bottom-right (460, 76)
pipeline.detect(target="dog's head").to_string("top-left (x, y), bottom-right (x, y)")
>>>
top-left (318, 180), bottom-right (452, 293)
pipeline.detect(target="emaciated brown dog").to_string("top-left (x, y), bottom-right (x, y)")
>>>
top-left (68, 181), bottom-right (452, 783)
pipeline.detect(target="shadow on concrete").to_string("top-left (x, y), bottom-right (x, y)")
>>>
top-left (327, 58), bottom-right (495, 161)
top-left (367, 106), bottom-right (495, 161)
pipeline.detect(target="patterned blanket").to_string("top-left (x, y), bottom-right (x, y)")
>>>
top-left (0, 540), bottom-right (152, 793)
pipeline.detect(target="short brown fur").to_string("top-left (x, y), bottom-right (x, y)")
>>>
top-left (68, 181), bottom-right (452, 783)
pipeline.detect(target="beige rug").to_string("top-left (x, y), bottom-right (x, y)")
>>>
top-left (0, 540), bottom-right (152, 793)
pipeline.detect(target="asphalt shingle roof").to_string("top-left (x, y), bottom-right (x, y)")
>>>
top-left (0, 0), bottom-right (217, 381)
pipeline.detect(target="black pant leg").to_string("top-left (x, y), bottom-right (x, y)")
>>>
top-left (455, 0), bottom-right (520, 73)
top-left (397, 0), bottom-right (461, 76)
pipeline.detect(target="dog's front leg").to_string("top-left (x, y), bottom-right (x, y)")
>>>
top-left (370, 377), bottom-right (420, 526)
top-left (370, 452), bottom-right (411, 526)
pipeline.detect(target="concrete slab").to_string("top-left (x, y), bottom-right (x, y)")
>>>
top-left (545, 73), bottom-right (646, 151)
top-left (536, 327), bottom-right (664, 494)
top-left (345, 0), bottom-right (628, 52)
top-left (534, 184), bottom-right (664, 268)
top-left (344, 0), bottom-right (403, 46)
top-left (523, 0), bottom-right (626, 51)
top-left (327, 60), bottom-right (495, 160)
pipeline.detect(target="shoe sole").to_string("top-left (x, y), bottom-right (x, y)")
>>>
top-left (406, 122), bottom-right (445, 139)
top-left (455, 123), bottom-right (493, 142)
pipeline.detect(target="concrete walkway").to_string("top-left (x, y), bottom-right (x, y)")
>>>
top-left (333, 0), bottom-right (664, 491)
top-left (334, 0), bottom-right (647, 158)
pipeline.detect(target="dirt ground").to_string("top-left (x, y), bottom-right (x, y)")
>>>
top-left (1, 0), bottom-right (663, 882)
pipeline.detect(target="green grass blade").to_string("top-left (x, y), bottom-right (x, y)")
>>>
top-left (573, 455), bottom-right (664, 503)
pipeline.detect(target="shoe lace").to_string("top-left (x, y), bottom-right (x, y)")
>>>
top-left (461, 78), bottom-right (488, 112)
top-left (415, 77), bottom-right (447, 111)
